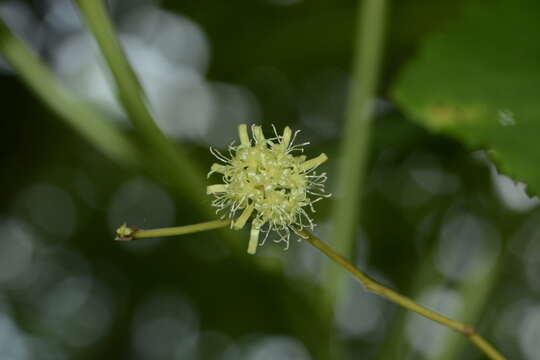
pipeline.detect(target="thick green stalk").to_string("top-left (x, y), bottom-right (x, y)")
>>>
top-left (0, 21), bottom-right (141, 167)
top-left (325, 0), bottom-right (387, 304)
top-left (75, 0), bottom-right (205, 199)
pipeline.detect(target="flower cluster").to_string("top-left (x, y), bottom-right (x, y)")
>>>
top-left (207, 124), bottom-right (329, 254)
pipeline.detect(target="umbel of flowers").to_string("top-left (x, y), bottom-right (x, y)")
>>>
top-left (207, 124), bottom-right (329, 254)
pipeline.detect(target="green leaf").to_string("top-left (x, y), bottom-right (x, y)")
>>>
top-left (393, 0), bottom-right (540, 194)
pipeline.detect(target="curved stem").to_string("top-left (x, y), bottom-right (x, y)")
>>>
top-left (296, 228), bottom-right (506, 360)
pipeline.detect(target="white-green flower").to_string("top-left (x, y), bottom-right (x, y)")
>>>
top-left (207, 124), bottom-right (329, 254)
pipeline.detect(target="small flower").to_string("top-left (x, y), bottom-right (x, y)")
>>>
top-left (207, 124), bottom-right (330, 254)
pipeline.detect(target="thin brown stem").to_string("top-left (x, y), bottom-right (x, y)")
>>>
top-left (296, 228), bottom-right (505, 360)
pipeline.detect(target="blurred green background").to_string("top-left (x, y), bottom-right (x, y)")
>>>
top-left (0, 0), bottom-right (539, 359)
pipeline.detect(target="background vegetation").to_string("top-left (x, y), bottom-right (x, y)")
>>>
top-left (0, 0), bottom-right (539, 359)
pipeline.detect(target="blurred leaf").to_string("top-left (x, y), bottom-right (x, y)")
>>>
top-left (393, 0), bottom-right (540, 195)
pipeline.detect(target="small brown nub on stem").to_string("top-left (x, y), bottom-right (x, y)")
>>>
top-left (115, 223), bottom-right (138, 241)
top-left (463, 325), bottom-right (475, 336)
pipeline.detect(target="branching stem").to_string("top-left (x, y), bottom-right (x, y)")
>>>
top-left (113, 220), bottom-right (505, 360)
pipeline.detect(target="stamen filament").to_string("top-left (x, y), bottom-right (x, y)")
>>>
top-left (210, 163), bottom-right (227, 174)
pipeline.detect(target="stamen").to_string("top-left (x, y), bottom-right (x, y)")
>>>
top-left (252, 125), bottom-right (266, 144)
top-left (248, 222), bottom-right (261, 254)
top-left (233, 204), bottom-right (254, 230)
top-left (210, 163), bottom-right (227, 174)
top-left (210, 147), bottom-right (231, 163)
top-left (260, 224), bottom-right (271, 246)
top-left (207, 184), bottom-right (228, 194)
top-left (281, 126), bottom-right (292, 148)
top-left (289, 130), bottom-right (301, 149)
top-left (301, 153), bottom-right (328, 172)
top-left (238, 124), bottom-right (250, 146)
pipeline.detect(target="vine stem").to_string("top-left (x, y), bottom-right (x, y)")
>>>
top-left (115, 220), bottom-right (231, 241)
top-left (295, 228), bottom-right (506, 360)
top-left (115, 220), bottom-right (505, 360)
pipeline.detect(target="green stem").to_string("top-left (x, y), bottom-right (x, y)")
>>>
top-left (115, 220), bottom-right (230, 241)
top-left (0, 21), bottom-right (141, 167)
top-left (115, 218), bottom-right (505, 360)
top-left (297, 228), bottom-right (506, 360)
top-left (325, 0), bottom-right (387, 304)
top-left (75, 0), bottom-right (206, 198)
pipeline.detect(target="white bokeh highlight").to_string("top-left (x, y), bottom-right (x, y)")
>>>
top-left (436, 212), bottom-right (500, 282)
top-left (244, 336), bottom-right (311, 360)
top-left (18, 183), bottom-right (77, 239)
top-left (519, 305), bottom-right (540, 360)
top-left (132, 292), bottom-right (199, 360)
top-left (405, 286), bottom-right (462, 358)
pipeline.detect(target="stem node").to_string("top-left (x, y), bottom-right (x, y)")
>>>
top-left (463, 325), bottom-right (476, 336)
top-left (115, 223), bottom-right (138, 241)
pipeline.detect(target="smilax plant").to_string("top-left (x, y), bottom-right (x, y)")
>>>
top-left (0, 0), bottom-right (507, 358)
top-left (116, 124), bottom-right (504, 360)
